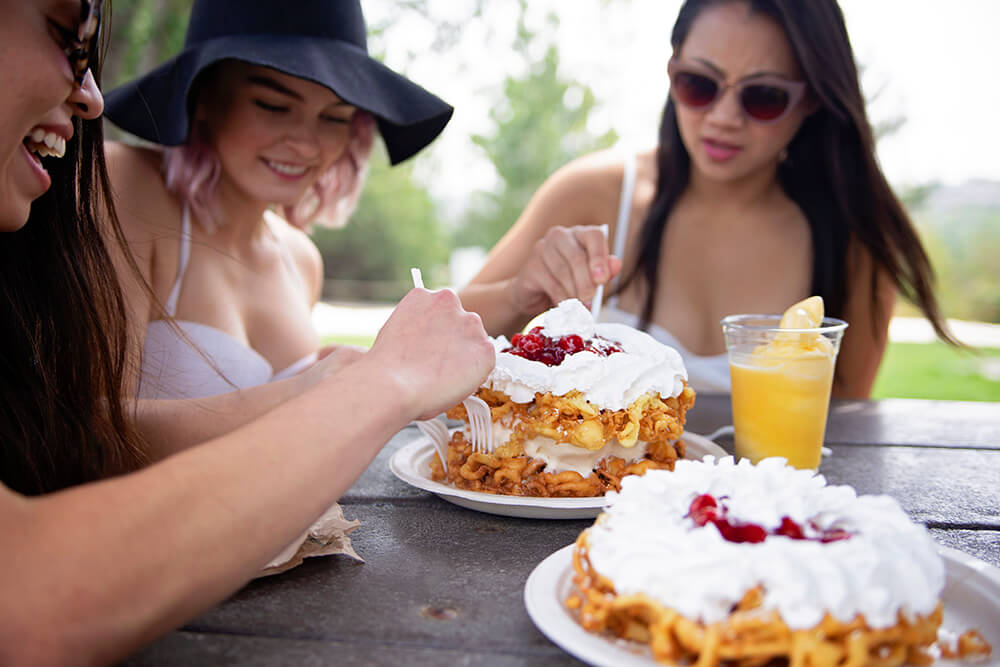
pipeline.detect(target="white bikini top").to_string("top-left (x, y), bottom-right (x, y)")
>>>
top-left (137, 207), bottom-right (318, 400)
top-left (601, 155), bottom-right (731, 394)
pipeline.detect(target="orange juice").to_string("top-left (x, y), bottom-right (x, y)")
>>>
top-left (729, 352), bottom-right (835, 469)
top-left (722, 297), bottom-right (847, 470)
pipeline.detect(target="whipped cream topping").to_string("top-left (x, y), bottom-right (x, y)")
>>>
top-left (585, 456), bottom-right (945, 629)
top-left (481, 421), bottom-right (650, 476)
top-left (487, 299), bottom-right (688, 410)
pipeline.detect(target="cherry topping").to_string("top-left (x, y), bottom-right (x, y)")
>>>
top-left (689, 494), bottom-right (718, 526)
top-left (558, 334), bottom-right (585, 354)
top-left (686, 494), bottom-right (853, 545)
top-left (716, 520), bottom-right (767, 544)
top-left (777, 516), bottom-right (805, 539)
top-left (503, 328), bottom-right (623, 366)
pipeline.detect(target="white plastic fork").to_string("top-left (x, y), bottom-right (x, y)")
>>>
top-left (462, 395), bottom-right (495, 454)
top-left (589, 224), bottom-right (610, 321)
top-left (414, 417), bottom-right (451, 473)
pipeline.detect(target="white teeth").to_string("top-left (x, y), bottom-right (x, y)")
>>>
top-left (24, 128), bottom-right (66, 159)
top-left (266, 160), bottom-right (307, 176)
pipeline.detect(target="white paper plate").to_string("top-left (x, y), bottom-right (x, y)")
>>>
top-left (525, 544), bottom-right (1000, 666)
top-left (389, 431), bottom-right (727, 519)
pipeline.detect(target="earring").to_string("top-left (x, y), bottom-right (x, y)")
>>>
top-left (778, 148), bottom-right (789, 163)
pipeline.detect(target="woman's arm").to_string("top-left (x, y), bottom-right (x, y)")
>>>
top-left (459, 152), bottom-right (625, 337)
top-left (832, 243), bottom-right (896, 398)
top-left (0, 288), bottom-right (494, 667)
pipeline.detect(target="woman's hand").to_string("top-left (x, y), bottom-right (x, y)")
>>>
top-left (508, 225), bottom-right (623, 316)
top-left (367, 288), bottom-right (495, 420)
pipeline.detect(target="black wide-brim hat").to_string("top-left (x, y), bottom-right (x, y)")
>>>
top-left (104, 0), bottom-right (452, 165)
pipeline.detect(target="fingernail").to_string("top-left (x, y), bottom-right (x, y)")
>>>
top-left (592, 264), bottom-right (607, 280)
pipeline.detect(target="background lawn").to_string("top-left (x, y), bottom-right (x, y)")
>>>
top-left (324, 334), bottom-right (377, 349)
top-left (871, 342), bottom-right (1000, 401)
top-left (323, 335), bottom-right (1000, 402)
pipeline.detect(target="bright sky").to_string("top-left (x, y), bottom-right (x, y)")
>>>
top-left (369, 0), bottom-right (1000, 207)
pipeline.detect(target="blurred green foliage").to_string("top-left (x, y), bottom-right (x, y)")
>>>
top-left (455, 7), bottom-right (618, 249)
top-left (311, 145), bottom-right (450, 301)
top-left (898, 184), bottom-right (1000, 324)
top-left (104, 0), bottom-right (192, 88)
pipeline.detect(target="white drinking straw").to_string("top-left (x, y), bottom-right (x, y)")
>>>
top-left (590, 224), bottom-right (610, 321)
top-left (410, 267), bottom-right (424, 289)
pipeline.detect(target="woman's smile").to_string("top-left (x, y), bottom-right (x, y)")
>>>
top-left (262, 157), bottom-right (311, 180)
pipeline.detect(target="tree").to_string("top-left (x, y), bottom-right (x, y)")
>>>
top-left (454, 6), bottom-right (618, 249)
top-left (105, 0), bottom-right (192, 89)
top-left (311, 146), bottom-right (451, 301)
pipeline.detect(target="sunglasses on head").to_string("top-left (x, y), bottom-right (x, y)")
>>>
top-left (668, 59), bottom-right (807, 124)
top-left (65, 0), bottom-right (103, 85)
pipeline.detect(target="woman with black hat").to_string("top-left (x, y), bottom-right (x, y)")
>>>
top-left (103, 0), bottom-right (454, 411)
top-left (0, 1), bottom-right (492, 662)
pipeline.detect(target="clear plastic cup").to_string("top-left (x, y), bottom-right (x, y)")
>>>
top-left (721, 314), bottom-right (848, 469)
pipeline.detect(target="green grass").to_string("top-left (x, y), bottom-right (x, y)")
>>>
top-left (323, 334), bottom-right (376, 348)
top-left (324, 335), bottom-right (999, 402)
top-left (871, 342), bottom-right (1000, 401)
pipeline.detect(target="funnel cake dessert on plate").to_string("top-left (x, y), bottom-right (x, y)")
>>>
top-left (431, 299), bottom-right (696, 497)
top-left (567, 456), bottom-right (992, 666)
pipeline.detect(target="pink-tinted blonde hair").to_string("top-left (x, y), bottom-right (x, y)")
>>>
top-left (162, 110), bottom-right (375, 232)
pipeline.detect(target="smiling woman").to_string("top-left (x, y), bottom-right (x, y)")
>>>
top-left (0, 0), bottom-right (103, 229)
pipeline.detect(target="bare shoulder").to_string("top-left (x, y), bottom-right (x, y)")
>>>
top-left (105, 142), bottom-right (163, 192)
top-left (547, 149), bottom-right (625, 201)
top-left (105, 142), bottom-right (179, 237)
top-left (529, 149), bottom-right (631, 227)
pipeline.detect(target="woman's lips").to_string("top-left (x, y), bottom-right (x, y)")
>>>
top-left (702, 138), bottom-right (742, 162)
top-left (19, 141), bottom-right (52, 195)
top-left (263, 158), bottom-right (310, 181)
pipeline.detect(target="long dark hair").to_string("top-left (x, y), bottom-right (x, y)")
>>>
top-left (0, 9), bottom-right (148, 495)
top-left (619, 0), bottom-right (955, 344)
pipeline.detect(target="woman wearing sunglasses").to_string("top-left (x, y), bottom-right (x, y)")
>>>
top-left (0, 1), bottom-right (492, 662)
top-left (460, 0), bottom-right (954, 398)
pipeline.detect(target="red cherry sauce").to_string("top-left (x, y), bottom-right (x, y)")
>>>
top-left (687, 494), bottom-right (852, 545)
top-left (504, 327), bottom-right (623, 366)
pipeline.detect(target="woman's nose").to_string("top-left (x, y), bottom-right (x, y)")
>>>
top-left (67, 70), bottom-right (105, 120)
top-left (285, 125), bottom-right (322, 159)
top-left (704, 86), bottom-right (745, 128)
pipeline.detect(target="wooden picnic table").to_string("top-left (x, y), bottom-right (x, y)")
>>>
top-left (125, 395), bottom-right (1000, 666)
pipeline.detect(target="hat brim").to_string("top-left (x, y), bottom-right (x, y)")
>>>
top-left (103, 35), bottom-right (453, 165)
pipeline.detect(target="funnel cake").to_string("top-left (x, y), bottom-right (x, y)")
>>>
top-left (567, 456), bottom-right (992, 666)
top-left (431, 299), bottom-right (695, 497)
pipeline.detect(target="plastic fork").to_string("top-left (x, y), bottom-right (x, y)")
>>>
top-left (462, 395), bottom-right (495, 454)
top-left (414, 417), bottom-right (451, 473)
top-left (589, 224), bottom-right (610, 321)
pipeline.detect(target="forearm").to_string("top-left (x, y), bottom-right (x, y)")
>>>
top-left (131, 375), bottom-right (310, 460)
top-left (3, 358), bottom-right (407, 666)
top-left (458, 279), bottom-right (530, 338)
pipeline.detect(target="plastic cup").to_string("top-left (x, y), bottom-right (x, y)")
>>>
top-left (721, 314), bottom-right (848, 469)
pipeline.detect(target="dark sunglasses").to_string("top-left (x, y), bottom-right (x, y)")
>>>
top-left (65, 0), bottom-right (103, 85)
top-left (668, 59), bottom-right (807, 124)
